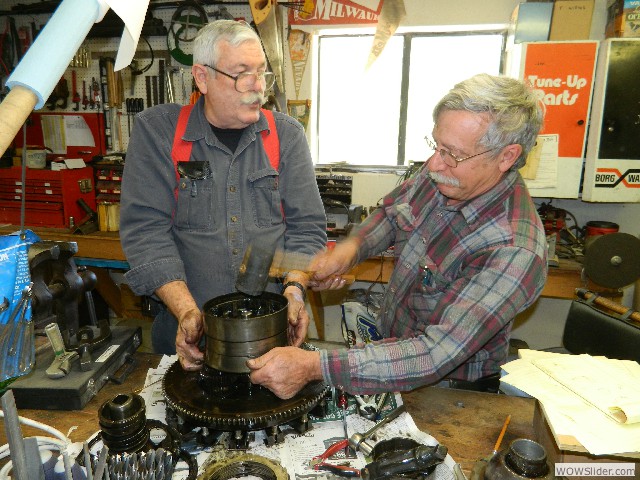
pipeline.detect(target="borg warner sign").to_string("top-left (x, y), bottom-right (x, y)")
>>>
top-left (289, 0), bottom-right (382, 25)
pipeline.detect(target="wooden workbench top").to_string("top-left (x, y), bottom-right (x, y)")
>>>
top-left (0, 225), bottom-right (604, 301)
top-left (1, 353), bottom-right (536, 478)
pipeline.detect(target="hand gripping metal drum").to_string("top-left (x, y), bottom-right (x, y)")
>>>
top-left (202, 292), bottom-right (287, 373)
top-left (162, 292), bottom-right (328, 448)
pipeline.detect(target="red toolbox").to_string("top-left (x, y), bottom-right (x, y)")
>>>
top-left (0, 167), bottom-right (96, 228)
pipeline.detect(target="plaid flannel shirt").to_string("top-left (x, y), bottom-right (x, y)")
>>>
top-left (320, 168), bottom-right (547, 394)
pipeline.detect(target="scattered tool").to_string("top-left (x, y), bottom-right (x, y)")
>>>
top-left (493, 414), bottom-right (511, 455)
top-left (44, 322), bottom-right (79, 379)
top-left (349, 404), bottom-right (407, 456)
top-left (73, 198), bottom-right (99, 234)
top-left (338, 389), bottom-right (354, 457)
top-left (82, 80), bottom-right (89, 110)
top-left (71, 69), bottom-right (81, 111)
top-left (362, 439), bottom-right (448, 480)
top-left (355, 393), bottom-right (389, 420)
top-left (310, 439), bottom-right (362, 477)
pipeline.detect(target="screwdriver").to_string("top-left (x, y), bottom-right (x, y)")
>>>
top-left (337, 389), bottom-right (353, 457)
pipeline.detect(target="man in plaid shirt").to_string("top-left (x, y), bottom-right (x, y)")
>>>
top-left (248, 74), bottom-right (547, 398)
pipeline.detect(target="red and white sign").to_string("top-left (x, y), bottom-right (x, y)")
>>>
top-left (289, 0), bottom-right (382, 25)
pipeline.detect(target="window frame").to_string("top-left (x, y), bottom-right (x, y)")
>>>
top-left (313, 28), bottom-right (509, 168)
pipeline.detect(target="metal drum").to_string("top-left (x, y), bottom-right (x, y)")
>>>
top-left (202, 292), bottom-right (288, 373)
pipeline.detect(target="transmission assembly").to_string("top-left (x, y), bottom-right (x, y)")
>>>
top-left (163, 292), bottom-right (329, 448)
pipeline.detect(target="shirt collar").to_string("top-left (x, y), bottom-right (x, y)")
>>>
top-left (438, 170), bottom-right (519, 226)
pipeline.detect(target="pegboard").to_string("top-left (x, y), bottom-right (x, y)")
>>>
top-left (3, 1), bottom-right (254, 153)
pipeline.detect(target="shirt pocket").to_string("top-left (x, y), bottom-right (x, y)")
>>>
top-left (248, 168), bottom-right (283, 228)
top-left (174, 161), bottom-right (214, 231)
top-left (391, 203), bottom-right (414, 258)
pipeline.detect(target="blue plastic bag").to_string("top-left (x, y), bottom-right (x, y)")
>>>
top-left (0, 229), bottom-right (40, 383)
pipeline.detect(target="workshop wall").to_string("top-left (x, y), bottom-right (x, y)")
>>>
top-left (3, 0), bottom-right (638, 347)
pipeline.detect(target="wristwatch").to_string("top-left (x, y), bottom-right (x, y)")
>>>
top-left (282, 281), bottom-right (306, 301)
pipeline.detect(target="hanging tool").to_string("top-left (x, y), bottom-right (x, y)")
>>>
top-left (82, 80), bottom-right (89, 110)
top-left (152, 75), bottom-right (159, 106)
top-left (92, 77), bottom-right (101, 110)
top-left (44, 322), bottom-right (79, 379)
top-left (126, 98), bottom-right (133, 135)
top-left (145, 75), bottom-right (152, 108)
top-left (158, 59), bottom-right (165, 104)
top-left (0, 284), bottom-right (34, 380)
top-left (71, 69), bottom-right (81, 111)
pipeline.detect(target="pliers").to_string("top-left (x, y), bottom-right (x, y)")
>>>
top-left (310, 439), bottom-right (361, 477)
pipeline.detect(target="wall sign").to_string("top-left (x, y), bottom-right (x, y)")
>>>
top-left (518, 41), bottom-right (598, 198)
top-left (289, 0), bottom-right (382, 25)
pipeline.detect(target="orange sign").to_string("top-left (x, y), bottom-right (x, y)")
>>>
top-left (523, 42), bottom-right (598, 158)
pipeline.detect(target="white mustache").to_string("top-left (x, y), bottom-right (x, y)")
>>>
top-left (429, 171), bottom-right (460, 187)
top-left (241, 92), bottom-right (266, 106)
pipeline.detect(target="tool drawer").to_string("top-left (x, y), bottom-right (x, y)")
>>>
top-left (0, 166), bottom-right (96, 228)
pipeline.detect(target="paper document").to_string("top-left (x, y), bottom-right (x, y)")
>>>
top-left (521, 134), bottom-right (558, 188)
top-left (64, 115), bottom-right (95, 147)
top-left (501, 350), bottom-right (640, 455)
top-left (533, 354), bottom-right (640, 424)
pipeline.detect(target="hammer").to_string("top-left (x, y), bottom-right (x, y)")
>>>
top-left (236, 244), bottom-right (355, 296)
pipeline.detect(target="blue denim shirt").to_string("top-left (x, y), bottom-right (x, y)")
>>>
top-left (120, 97), bottom-right (326, 308)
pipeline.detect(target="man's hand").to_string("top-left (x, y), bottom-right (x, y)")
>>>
top-left (247, 346), bottom-right (322, 399)
top-left (176, 308), bottom-right (205, 370)
top-left (156, 281), bottom-right (204, 371)
top-left (308, 238), bottom-right (360, 291)
top-left (283, 288), bottom-right (309, 347)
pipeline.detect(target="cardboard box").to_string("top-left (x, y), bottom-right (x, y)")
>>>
top-left (549, 0), bottom-right (595, 40)
top-left (513, 2), bottom-right (554, 43)
top-left (606, 0), bottom-right (640, 37)
top-left (533, 403), bottom-right (640, 479)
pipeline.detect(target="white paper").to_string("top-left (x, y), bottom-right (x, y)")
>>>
top-left (64, 116), bottom-right (95, 147)
top-left (41, 115), bottom-right (66, 155)
top-left (501, 351), bottom-right (640, 455)
top-left (524, 134), bottom-right (559, 189)
top-left (138, 355), bottom-right (458, 480)
top-left (64, 158), bottom-right (87, 169)
top-left (103, 0), bottom-right (150, 71)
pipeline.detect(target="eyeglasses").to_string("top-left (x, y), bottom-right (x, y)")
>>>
top-left (424, 136), bottom-right (498, 168)
top-left (203, 65), bottom-right (276, 93)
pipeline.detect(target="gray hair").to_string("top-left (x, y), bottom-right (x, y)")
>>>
top-left (193, 19), bottom-right (263, 68)
top-left (433, 73), bottom-right (544, 169)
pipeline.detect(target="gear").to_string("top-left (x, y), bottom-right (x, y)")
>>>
top-left (198, 453), bottom-right (289, 480)
top-left (163, 360), bottom-right (328, 431)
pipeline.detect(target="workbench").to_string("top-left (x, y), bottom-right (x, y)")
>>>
top-left (0, 226), bottom-right (616, 340)
top-left (1, 353), bottom-right (537, 478)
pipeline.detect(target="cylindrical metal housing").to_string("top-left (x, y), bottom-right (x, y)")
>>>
top-left (203, 292), bottom-right (288, 373)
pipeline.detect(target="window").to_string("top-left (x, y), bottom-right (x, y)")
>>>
top-left (316, 30), bottom-right (505, 167)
